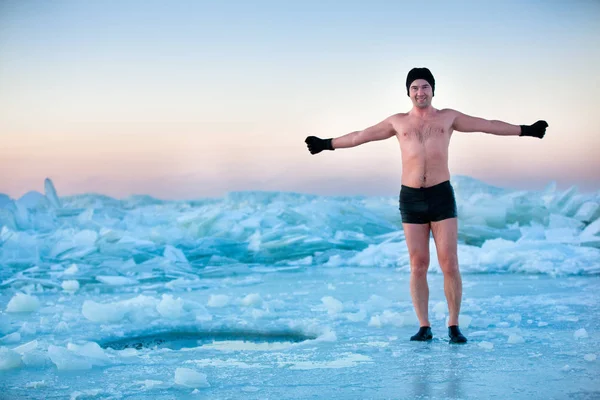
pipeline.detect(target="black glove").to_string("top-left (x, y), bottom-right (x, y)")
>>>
top-left (305, 136), bottom-right (334, 155)
top-left (520, 120), bottom-right (548, 138)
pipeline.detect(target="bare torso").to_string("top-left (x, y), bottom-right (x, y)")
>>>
top-left (389, 108), bottom-right (455, 188)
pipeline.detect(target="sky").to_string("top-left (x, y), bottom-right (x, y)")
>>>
top-left (1, 0), bottom-right (599, 199)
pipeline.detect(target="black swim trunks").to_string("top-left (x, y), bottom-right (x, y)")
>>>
top-left (399, 180), bottom-right (457, 224)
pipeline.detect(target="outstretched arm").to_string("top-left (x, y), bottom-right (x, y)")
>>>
top-left (452, 110), bottom-right (548, 138)
top-left (305, 116), bottom-right (397, 155)
top-left (452, 111), bottom-right (520, 136)
top-left (332, 118), bottom-right (396, 148)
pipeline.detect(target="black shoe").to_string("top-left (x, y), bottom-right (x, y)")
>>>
top-left (448, 325), bottom-right (467, 344)
top-left (410, 326), bottom-right (433, 341)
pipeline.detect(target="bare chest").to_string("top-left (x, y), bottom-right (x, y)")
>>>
top-left (400, 121), bottom-right (450, 144)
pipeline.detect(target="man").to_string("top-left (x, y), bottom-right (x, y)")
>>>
top-left (304, 67), bottom-right (547, 343)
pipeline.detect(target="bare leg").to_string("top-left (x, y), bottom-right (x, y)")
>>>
top-left (431, 217), bottom-right (461, 326)
top-left (403, 222), bottom-right (432, 327)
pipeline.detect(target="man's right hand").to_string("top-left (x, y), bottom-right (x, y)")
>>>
top-left (305, 136), bottom-right (334, 155)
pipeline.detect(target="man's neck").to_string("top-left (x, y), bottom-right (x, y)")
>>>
top-left (410, 106), bottom-right (436, 118)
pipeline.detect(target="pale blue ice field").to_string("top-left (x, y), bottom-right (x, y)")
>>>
top-left (0, 176), bottom-right (598, 399)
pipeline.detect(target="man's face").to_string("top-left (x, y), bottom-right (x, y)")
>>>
top-left (409, 79), bottom-right (433, 108)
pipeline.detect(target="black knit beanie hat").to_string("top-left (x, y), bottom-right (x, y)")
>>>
top-left (406, 67), bottom-right (435, 96)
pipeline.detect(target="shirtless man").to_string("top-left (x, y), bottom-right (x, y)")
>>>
top-left (304, 67), bottom-right (548, 343)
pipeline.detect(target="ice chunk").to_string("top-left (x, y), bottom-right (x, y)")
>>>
top-left (538, 321), bottom-right (548, 327)
top-left (507, 313), bottom-right (522, 323)
top-left (580, 236), bottom-right (600, 248)
top-left (0, 207), bottom-right (17, 231)
top-left (368, 310), bottom-right (405, 328)
top-left (350, 242), bottom-right (406, 267)
top-left (116, 236), bottom-right (155, 248)
top-left (368, 315), bottom-right (383, 328)
top-left (44, 178), bottom-right (61, 208)
top-left (157, 294), bottom-right (185, 319)
top-left (13, 340), bottom-right (38, 354)
top-left (67, 342), bottom-right (110, 365)
top-left (25, 380), bottom-right (47, 389)
top-left (135, 380), bottom-right (170, 390)
top-left (584, 354), bottom-right (596, 362)
top-left (62, 280), bottom-right (80, 292)
top-left (508, 334), bottom-right (525, 344)
top-left (574, 328), bottom-right (588, 339)
top-left (518, 225), bottom-right (546, 241)
top-left (0, 347), bottom-right (23, 370)
top-left (581, 217), bottom-right (600, 237)
top-left (548, 186), bottom-right (577, 212)
top-left (545, 227), bottom-right (578, 243)
top-left (50, 230), bottom-right (98, 259)
top-left (478, 341), bottom-right (494, 350)
top-left (345, 309), bottom-right (367, 322)
top-left (287, 256), bottom-right (313, 266)
top-left (96, 276), bottom-right (138, 285)
top-left (174, 367), bottom-right (210, 388)
top-left (548, 214), bottom-right (584, 230)
top-left (321, 296), bottom-right (343, 315)
top-left (21, 349), bottom-right (50, 367)
top-left (117, 348), bottom-right (138, 358)
top-left (574, 201), bottom-right (599, 222)
top-left (12, 201), bottom-right (30, 229)
top-left (207, 295), bottom-right (230, 308)
top-left (48, 345), bottom-right (92, 370)
top-left (17, 191), bottom-right (49, 209)
top-left (0, 194), bottom-right (11, 208)
top-left (55, 321), bottom-right (69, 333)
top-left (164, 245), bottom-right (188, 263)
top-left (20, 322), bottom-right (38, 335)
top-left (82, 300), bottom-right (126, 323)
top-left (6, 292), bottom-right (40, 313)
top-left (241, 293), bottom-right (263, 307)
top-left (64, 264), bottom-right (79, 275)
top-left (0, 332), bottom-right (21, 344)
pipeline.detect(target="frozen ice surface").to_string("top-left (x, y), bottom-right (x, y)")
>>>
top-left (507, 334), bottom-right (525, 344)
top-left (478, 341), bottom-right (495, 350)
top-left (0, 176), bottom-right (599, 399)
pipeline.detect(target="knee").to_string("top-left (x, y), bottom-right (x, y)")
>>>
top-left (438, 255), bottom-right (459, 275)
top-left (410, 255), bottom-right (429, 277)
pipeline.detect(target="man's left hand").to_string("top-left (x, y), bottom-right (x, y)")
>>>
top-left (520, 120), bottom-right (548, 139)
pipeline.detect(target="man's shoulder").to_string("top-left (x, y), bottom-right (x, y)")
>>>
top-left (388, 112), bottom-right (409, 121)
top-left (438, 108), bottom-right (460, 115)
